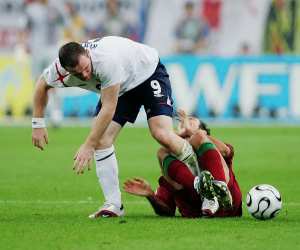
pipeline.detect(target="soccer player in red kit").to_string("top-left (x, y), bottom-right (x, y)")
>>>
top-left (124, 111), bottom-right (242, 218)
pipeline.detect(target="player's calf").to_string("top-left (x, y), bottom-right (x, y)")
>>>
top-left (161, 154), bottom-right (195, 190)
top-left (176, 140), bottom-right (200, 176)
top-left (190, 134), bottom-right (229, 183)
top-left (161, 153), bottom-right (222, 217)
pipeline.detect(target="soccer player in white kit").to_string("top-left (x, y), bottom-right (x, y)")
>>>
top-left (31, 36), bottom-right (197, 218)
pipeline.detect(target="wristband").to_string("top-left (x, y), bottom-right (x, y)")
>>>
top-left (32, 118), bottom-right (46, 128)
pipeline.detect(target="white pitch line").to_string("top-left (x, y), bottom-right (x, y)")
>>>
top-left (0, 200), bottom-right (299, 206)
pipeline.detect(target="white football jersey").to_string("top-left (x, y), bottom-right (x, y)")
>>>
top-left (42, 36), bottom-right (159, 96)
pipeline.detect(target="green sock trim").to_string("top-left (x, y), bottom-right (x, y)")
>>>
top-left (195, 142), bottom-right (216, 157)
top-left (162, 155), bottom-right (177, 176)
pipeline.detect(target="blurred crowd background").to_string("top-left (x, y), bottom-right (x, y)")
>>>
top-left (2, 0), bottom-right (300, 57)
top-left (1, 0), bottom-right (300, 123)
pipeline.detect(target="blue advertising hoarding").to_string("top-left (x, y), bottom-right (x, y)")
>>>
top-left (162, 55), bottom-right (300, 119)
top-left (1, 55), bottom-right (300, 121)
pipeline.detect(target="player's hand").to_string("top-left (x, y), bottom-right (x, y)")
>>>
top-left (123, 178), bottom-right (154, 197)
top-left (177, 109), bottom-right (188, 122)
top-left (73, 143), bottom-right (94, 174)
top-left (177, 109), bottom-right (202, 137)
top-left (32, 128), bottom-right (48, 151)
top-left (177, 109), bottom-right (192, 137)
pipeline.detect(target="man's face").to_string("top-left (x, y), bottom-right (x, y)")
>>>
top-left (187, 117), bottom-right (201, 133)
top-left (177, 116), bottom-right (201, 137)
top-left (67, 53), bottom-right (92, 81)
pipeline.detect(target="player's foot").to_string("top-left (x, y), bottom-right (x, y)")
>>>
top-left (212, 180), bottom-right (233, 209)
top-left (88, 203), bottom-right (125, 219)
top-left (194, 171), bottom-right (215, 198)
top-left (202, 197), bottom-right (219, 217)
top-left (194, 171), bottom-right (219, 216)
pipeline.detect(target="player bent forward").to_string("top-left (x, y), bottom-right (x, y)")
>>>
top-left (31, 36), bottom-right (199, 218)
top-left (124, 114), bottom-right (242, 217)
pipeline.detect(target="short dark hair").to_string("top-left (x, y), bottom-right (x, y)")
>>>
top-left (199, 120), bottom-right (211, 135)
top-left (58, 42), bottom-right (86, 69)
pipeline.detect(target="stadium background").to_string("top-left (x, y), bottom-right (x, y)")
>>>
top-left (1, 1), bottom-right (300, 250)
top-left (1, 0), bottom-right (300, 123)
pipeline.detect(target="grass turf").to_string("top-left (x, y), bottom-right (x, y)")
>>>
top-left (0, 126), bottom-right (299, 250)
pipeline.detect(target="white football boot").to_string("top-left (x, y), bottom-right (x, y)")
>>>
top-left (88, 203), bottom-right (125, 219)
top-left (194, 171), bottom-right (219, 217)
top-left (201, 197), bottom-right (219, 217)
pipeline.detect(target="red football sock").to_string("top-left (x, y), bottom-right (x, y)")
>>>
top-left (167, 160), bottom-right (195, 190)
top-left (198, 150), bottom-right (226, 182)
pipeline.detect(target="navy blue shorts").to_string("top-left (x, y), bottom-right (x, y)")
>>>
top-left (94, 61), bottom-right (174, 126)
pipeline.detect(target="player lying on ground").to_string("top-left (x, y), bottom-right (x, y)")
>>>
top-left (124, 112), bottom-right (242, 217)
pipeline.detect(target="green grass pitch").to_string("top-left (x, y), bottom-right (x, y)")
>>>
top-left (0, 125), bottom-right (299, 250)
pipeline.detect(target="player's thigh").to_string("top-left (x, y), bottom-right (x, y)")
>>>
top-left (141, 62), bottom-right (174, 120)
top-left (94, 93), bottom-right (142, 126)
top-left (147, 115), bottom-right (174, 141)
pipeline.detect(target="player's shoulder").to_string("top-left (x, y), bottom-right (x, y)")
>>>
top-left (81, 37), bottom-right (102, 50)
top-left (46, 58), bottom-right (68, 75)
top-left (100, 36), bottom-right (129, 42)
top-left (43, 58), bottom-right (70, 87)
top-left (98, 36), bottom-right (136, 49)
top-left (84, 37), bottom-right (115, 57)
top-left (89, 38), bottom-right (122, 66)
top-left (82, 36), bottom-right (124, 48)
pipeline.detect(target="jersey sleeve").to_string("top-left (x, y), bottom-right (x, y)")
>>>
top-left (42, 58), bottom-right (70, 88)
top-left (94, 55), bottom-right (127, 89)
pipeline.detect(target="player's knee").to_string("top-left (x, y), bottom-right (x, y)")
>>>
top-left (150, 128), bottom-right (171, 146)
top-left (97, 135), bottom-right (114, 148)
top-left (189, 130), bottom-right (208, 150)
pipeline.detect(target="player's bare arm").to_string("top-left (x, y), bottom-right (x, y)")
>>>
top-left (73, 83), bottom-right (120, 174)
top-left (208, 135), bottom-right (231, 157)
top-left (124, 177), bottom-right (175, 216)
top-left (32, 76), bottom-right (52, 151)
top-left (124, 178), bottom-right (155, 197)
